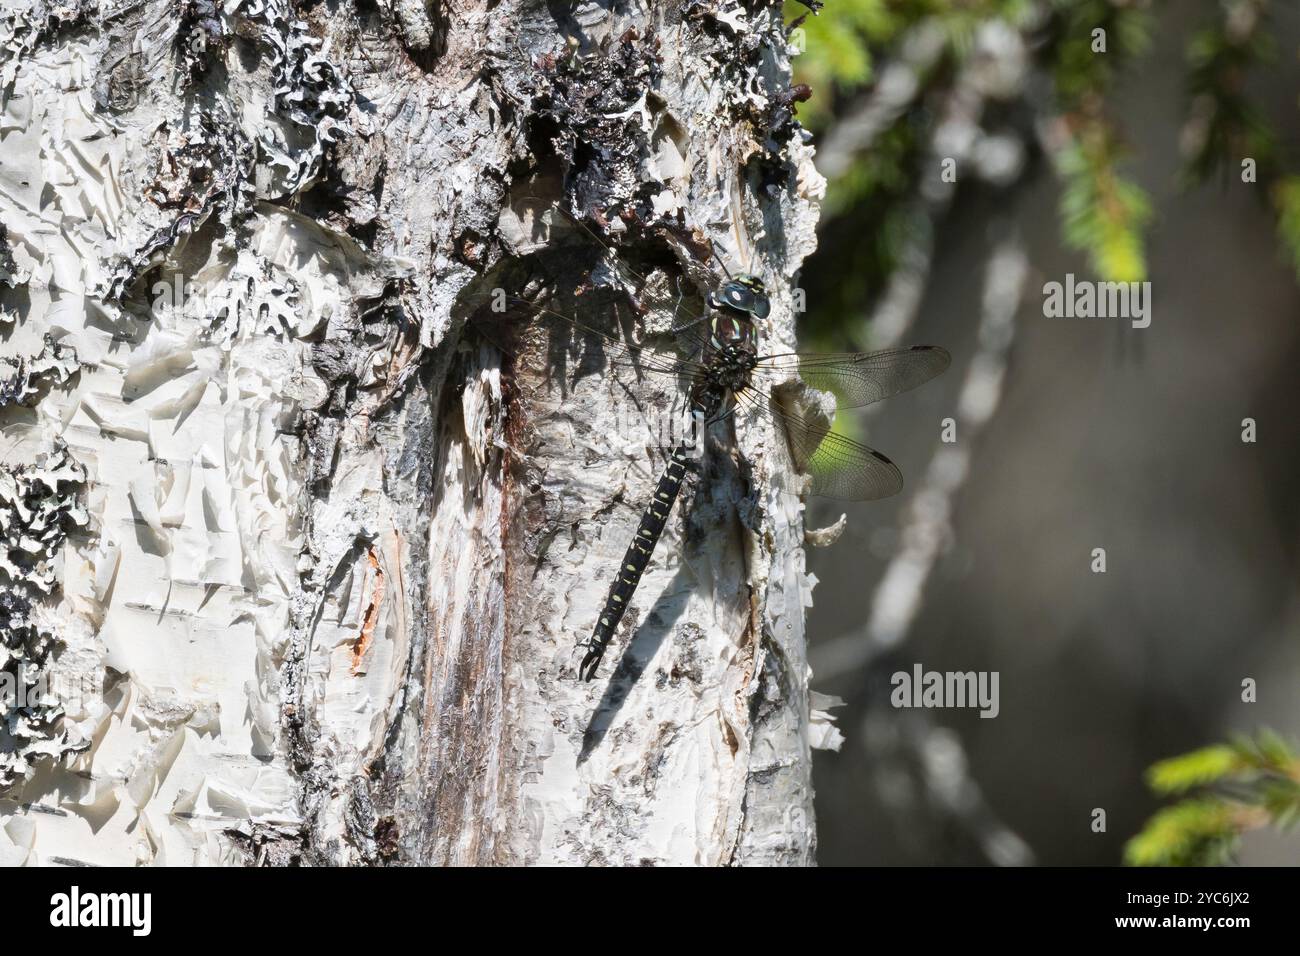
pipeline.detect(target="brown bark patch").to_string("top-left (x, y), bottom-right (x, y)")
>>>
top-left (353, 548), bottom-right (385, 675)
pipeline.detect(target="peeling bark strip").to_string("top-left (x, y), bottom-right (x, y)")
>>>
top-left (0, 0), bottom-right (830, 866)
top-left (352, 548), bottom-right (385, 674)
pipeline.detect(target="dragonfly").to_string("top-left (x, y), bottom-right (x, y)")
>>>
top-left (468, 208), bottom-right (950, 682)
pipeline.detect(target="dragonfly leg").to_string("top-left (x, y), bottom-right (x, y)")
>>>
top-left (578, 640), bottom-right (608, 683)
top-left (669, 314), bottom-right (707, 337)
top-left (704, 390), bottom-right (739, 427)
top-left (669, 274), bottom-right (697, 330)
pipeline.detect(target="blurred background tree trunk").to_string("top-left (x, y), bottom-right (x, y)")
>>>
top-left (790, 0), bottom-right (1300, 866)
top-left (0, 0), bottom-right (829, 865)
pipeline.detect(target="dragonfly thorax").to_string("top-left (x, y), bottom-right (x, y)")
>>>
top-left (708, 310), bottom-right (760, 352)
top-left (707, 341), bottom-right (758, 392)
top-left (705, 279), bottom-right (764, 394)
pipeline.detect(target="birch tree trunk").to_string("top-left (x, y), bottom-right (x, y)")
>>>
top-left (0, 0), bottom-right (832, 866)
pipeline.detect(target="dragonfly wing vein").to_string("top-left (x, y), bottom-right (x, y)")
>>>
top-left (749, 345), bottom-right (951, 409)
top-left (734, 387), bottom-right (904, 501)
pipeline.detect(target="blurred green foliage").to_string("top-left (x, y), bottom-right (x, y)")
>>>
top-left (1126, 731), bottom-right (1300, 866)
top-left (1046, 0), bottom-right (1153, 282)
top-left (1047, 0), bottom-right (1151, 102)
top-left (1177, 1), bottom-right (1300, 280)
top-left (1055, 128), bottom-right (1151, 282)
top-left (788, 0), bottom-right (1039, 130)
top-left (789, 0), bottom-right (1300, 317)
top-left (1182, 4), bottom-right (1279, 185)
top-left (787, 0), bottom-right (1300, 867)
top-left (1275, 176), bottom-right (1300, 279)
top-left (787, 0), bottom-right (1157, 348)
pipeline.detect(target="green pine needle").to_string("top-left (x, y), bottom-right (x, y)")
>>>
top-left (1146, 745), bottom-right (1241, 796)
top-left (1273, 176), bottom-right (1300, 282)
top-left (1128, 730), bottom-right (1300, 867)
top-left (1123, 798), bottom-right (1239, 867)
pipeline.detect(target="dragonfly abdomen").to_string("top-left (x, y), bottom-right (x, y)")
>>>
top-left (578, 440), bottom-right (694, 682)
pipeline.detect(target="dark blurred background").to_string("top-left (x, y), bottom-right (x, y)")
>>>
top-left (794, 0), bottom-right (1300, 865)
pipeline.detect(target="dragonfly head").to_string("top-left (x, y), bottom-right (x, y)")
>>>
top-left (708, 275), bottom-right (771, 321)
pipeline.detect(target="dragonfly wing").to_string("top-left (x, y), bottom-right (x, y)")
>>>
top-left (750, 345), bottom-right (951, 409)
top-left (734, 388), bottom-right (904, 501)
top-left (795, 420), bottom-right (903, 500)
top-left (469, 293), bottom-right (708, 381)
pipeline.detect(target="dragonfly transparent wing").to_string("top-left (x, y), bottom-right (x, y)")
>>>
top-left (468, 292), bottom-right (711, 382)
top-left (733, 387), bottom-right (904, 501)
top-left (749, 346), bottom-right (951, 409)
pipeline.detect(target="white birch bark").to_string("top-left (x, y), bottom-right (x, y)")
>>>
top-left (0, 0), bottom-right (832, 866)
